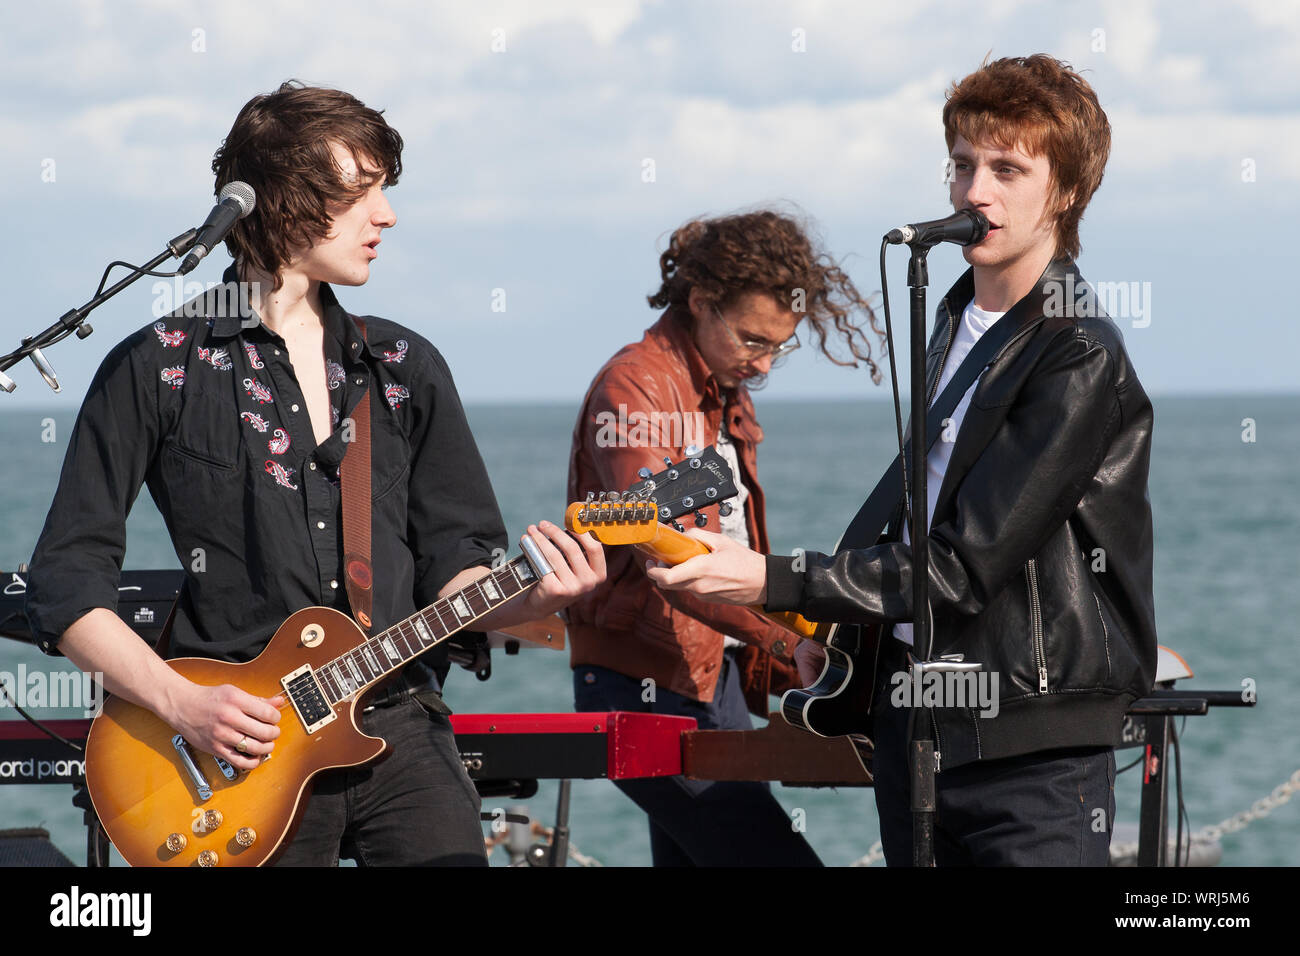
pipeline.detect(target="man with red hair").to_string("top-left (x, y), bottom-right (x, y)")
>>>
top-left (648, 56), bottom-right (1157, 866)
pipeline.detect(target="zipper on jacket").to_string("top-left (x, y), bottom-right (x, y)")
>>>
top-left (927, 302), bottom-right (960, 406)
top-left (1025, 558), bottom-right (1047, 693)
top-left (1093, 590), bottom-right (1111, 675)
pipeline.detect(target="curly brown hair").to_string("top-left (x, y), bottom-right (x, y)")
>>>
top-left (648, 209), bottom-right (885, 385)
top-left (943, 55), bottom-right (1110, 261)
top-left (211, 80), bottom-right (404, 290)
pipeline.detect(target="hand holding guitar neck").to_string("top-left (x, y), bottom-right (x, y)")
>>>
top-left (564, 448), bottom-right (821, 640)
top-left (568, 446), bottom-right (869, 740)
top-left (643, 526), bottom-right (768, 605)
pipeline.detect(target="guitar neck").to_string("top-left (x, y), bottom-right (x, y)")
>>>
top-left (312, 555), bottom-right (540, 704)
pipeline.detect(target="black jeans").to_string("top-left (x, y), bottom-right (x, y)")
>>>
top-left (273, 697), bottom-right (487, 866)
top-left (871, 640), bottom-right (1116, 866)
top-left (574, 651), bottom-right (822, 867)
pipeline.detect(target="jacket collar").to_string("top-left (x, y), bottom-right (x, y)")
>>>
top-left (206, 264), bottom-right (383, 360)
top-left (647, 307), bottom-right (726, 413)
top-left (939, 257), bottom-right (1081, 346)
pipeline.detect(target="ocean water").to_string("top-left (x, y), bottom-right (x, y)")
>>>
top-left (1, 395), bottom-right (1297, 867)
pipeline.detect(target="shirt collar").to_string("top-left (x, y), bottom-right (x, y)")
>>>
top-left (207, 264), bottom-right (384, 360)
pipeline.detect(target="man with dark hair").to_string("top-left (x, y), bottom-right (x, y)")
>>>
top-left (647, 56), bottom-right (1157, 866)
top-left (567, 208), bottom-right (883, 866)
top-left (25, 81), bottom-right (604, 866)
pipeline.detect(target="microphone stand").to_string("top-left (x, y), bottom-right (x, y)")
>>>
top-left (905, 247), bottom-right (938, 868)
top-left (0, 229), bottom-right (197, 394)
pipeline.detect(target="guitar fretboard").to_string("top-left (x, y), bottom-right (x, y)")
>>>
top-left (313, 555), bottom-right (538, 704)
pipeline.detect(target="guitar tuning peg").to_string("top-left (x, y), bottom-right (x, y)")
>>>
top-left (671, 521), bottom-right (685, 532)
top-left (585, 491), bottom-right (596, 504)
top-left (684, 444), bottom-right (701, 457)
top-left (718, 502), bottom-right (733, 517)
top-left (693, 510), bottom-right (707, 527)
top-left (663, 457), bottom-right (673, 467)
top-left (607, 490), bottom-right (620, 501)
top-left (636, 467), bottom-right (652, 480)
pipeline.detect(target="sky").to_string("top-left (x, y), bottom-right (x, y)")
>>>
top-left (2, 0), bottom-right (1297, 408)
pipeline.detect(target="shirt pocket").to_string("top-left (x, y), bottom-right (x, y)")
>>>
top-left (162, 436), bottom-right (238, 472)
top-left (372, 409), bottom-right (413, 503)
top-left (165, 392), bottom-right (243, 471)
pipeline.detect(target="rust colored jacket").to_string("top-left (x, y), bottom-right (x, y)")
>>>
top-left (566, 309), bottom-right (802, 715)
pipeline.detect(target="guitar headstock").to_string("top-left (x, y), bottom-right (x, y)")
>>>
top-left (565, 445), bottom-right (739, 544)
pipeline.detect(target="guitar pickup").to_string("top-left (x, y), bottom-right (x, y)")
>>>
top-left (281, 665), bottom-right (336, 734)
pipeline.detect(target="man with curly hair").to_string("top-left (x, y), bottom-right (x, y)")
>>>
top-left (567, 209), bottom-right (883, 866)
top-left (647, 56), bottom-right (1157, 866)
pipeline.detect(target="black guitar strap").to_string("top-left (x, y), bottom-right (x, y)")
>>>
top-left (835, 305), bottom-right (1028, 553)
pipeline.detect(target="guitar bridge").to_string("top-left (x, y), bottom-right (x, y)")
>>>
top-left (281, 665), bottom-right (336, 734)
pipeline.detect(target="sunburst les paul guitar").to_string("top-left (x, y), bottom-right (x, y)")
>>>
top-left (84, 456), bottom-right (712, 867)
top-left (565, 447), bottom-right (880, 742)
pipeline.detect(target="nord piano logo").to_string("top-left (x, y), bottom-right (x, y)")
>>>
top-left (0, 757), bottom-right (85, 780)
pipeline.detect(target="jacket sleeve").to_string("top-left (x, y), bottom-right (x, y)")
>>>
top-left (765, 327), bottom-right (1122, 625)
top-left (583, 363), bottom-right (800, 663)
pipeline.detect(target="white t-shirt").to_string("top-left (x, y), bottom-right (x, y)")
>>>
top-left (894, 300), bottom-right (1004, 646)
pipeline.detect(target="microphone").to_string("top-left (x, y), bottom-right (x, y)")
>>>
top-left (178, 182), bottom-right (256, 275)
top-left (885, 209), bottom-right (989, 248)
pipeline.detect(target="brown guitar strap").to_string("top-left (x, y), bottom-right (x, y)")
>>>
top-left (340, 317), bottom-right (374, 634)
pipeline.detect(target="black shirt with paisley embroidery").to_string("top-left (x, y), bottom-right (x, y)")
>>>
top-left (24, 265), bottom-right (507, 679)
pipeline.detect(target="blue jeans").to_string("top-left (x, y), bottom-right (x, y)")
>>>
top-left (272, 697), bottom-right (487, 866)
top-left (574, 652), bottom-right (822, 867)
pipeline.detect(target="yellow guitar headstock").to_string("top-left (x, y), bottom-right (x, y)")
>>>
top-left (564, 496), bottom-right (660, 544)
top-left (565, 445), bottom-right (739, 545)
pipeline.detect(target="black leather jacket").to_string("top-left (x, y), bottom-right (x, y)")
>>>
top-left (765, 258), bottom-right (1157, 769)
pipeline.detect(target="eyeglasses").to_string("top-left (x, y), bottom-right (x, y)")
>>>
top-left (713, 307), bottom-right (801, 367)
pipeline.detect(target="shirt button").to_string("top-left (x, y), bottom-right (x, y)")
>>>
top-left (330, 580), bottom-right (338, 589)
top-left (291, 404), bottom-right (300, 413)
top-left (274, 349), bottom-right (281, 356)
top-left (317, 521), bottom-right (326, 530)
top-left (309, 462), bottom-right (317, 470)
top-left (354, 378), bottom-right (364, 386)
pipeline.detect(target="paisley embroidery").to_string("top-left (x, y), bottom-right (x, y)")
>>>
top-left (243, 343), bottom-right (264, 369)
top-left (326, 359), bottom-right (346, 391)
top-left (264, 460), bottom-right (298, 490)
top-left (382, 339), bottom-right (409, 364)
top-left (240, 411), bottom-right (270, 432)
top-left (160, 367), bottom-right (186, 390)
top-left (268, 428), bottom-right (291, 455)
top-left (385, 384), bottom-right (410, 410)
top-left (153, 322), bottom-right (187, 348)
top-left (243, 377), bottom-right (273, 404)
top-left (197, 346), bottom-right (232, 371)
